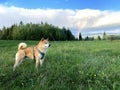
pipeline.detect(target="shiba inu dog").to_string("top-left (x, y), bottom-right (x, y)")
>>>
top-left (13, 38), bottom-right (51, 71)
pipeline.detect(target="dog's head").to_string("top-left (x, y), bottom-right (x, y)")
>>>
top-left (39, 38), bottom-right (51, 49)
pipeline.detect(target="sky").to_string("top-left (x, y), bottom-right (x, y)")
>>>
top-left (0, 0), bottom-right (120, 38)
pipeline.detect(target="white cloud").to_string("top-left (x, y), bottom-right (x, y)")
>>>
top-left (0, 5), bottom-right (120, 38)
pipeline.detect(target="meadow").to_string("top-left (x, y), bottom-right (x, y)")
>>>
top-left (0, 40), bottom-right (120, 90)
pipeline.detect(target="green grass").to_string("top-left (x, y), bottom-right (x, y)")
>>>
top-left (0, 40), bottom-right (120, 90)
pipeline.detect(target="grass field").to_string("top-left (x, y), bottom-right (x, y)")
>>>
top-left (0, 40), bottom-right (120, 90)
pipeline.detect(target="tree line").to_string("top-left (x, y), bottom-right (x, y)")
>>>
top-left (0, 21), bottom-right (75, 41)
top-left (0, 21), bottom-right (119, 41)
top-left (78, 32), bottom-right (120, 41)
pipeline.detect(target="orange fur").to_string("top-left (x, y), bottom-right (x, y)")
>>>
top-left (13, 38), bottom-right (50, 71)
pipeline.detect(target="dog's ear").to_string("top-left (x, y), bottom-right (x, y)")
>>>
top-left (41, 38), bottom-right (44, 41)
top-left (46, 37), bottom-right (49, 40)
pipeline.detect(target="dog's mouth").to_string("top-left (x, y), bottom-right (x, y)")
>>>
top-left (44, 43), bottom-right (51, 48)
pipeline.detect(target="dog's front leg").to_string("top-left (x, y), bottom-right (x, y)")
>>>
top-left (35, 58), bottom-right (40, 69)
top-left (40, 59), bottom-right (44, 66)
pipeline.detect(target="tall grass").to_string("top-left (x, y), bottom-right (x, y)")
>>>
top-left (0, 40), bottom-right (120, 90)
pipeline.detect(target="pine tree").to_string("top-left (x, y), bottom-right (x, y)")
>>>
top-left (79, 33), bottom-right (82, 41)
top-left (103, 32), bottom-right (107, 40)
top-left (97, 35), bottom-right (101, 40)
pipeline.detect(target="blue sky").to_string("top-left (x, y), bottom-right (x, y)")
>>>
top-left (1, 0), bottom-right (120, 10)
top-left (0, 0), bottom-right (120, 38)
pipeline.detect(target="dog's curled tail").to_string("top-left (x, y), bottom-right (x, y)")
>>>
top-left (18, 42), bottom-right (27, 50)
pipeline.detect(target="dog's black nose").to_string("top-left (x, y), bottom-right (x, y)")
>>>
top-left (49, 44), bottom-right (51, 47)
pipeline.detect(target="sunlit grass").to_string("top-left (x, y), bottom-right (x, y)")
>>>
top-left (0, 40), bottom-right (120, 90)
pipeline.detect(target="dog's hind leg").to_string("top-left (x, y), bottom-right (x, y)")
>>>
top-left (13, 52), bottom-right (24, 71)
